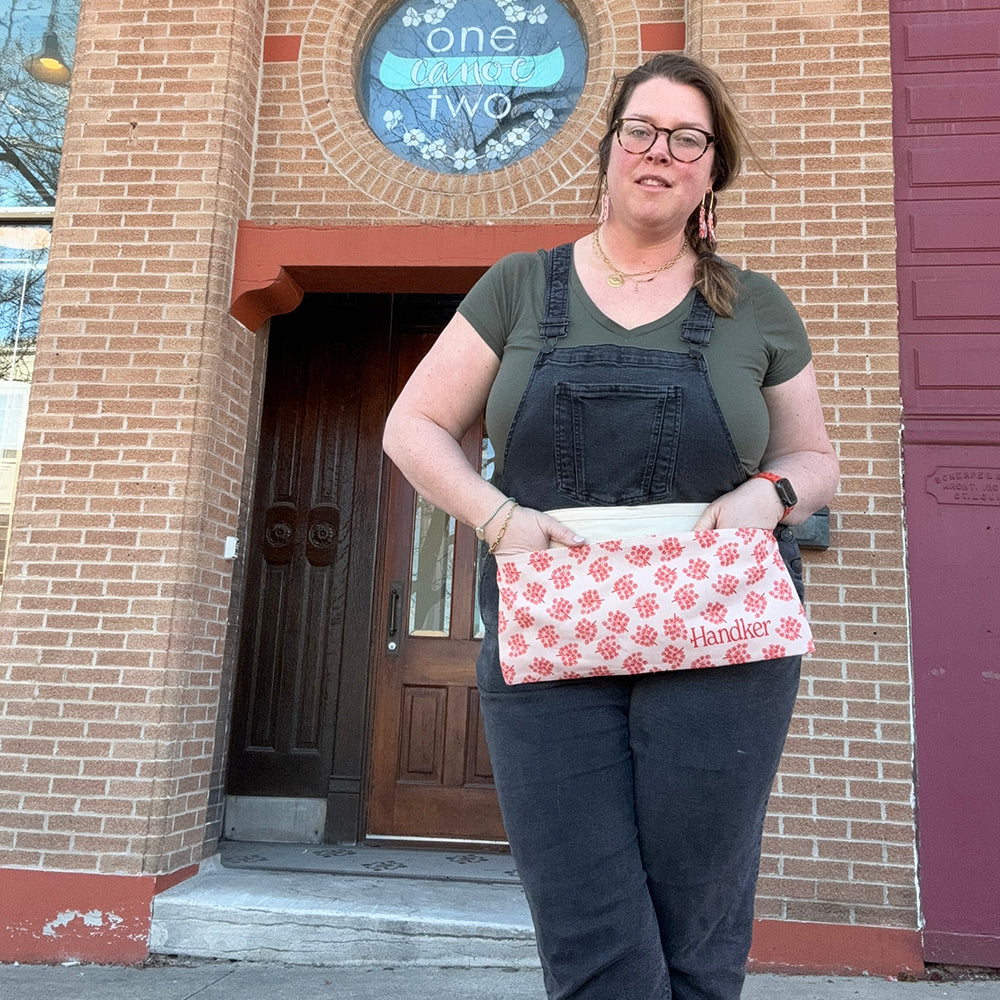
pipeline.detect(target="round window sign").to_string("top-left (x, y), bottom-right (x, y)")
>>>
top-left (359, 0), bottom-right (588, 174)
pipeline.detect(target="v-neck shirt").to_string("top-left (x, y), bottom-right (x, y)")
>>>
top-left (458, 249), bottom-right (812, 479)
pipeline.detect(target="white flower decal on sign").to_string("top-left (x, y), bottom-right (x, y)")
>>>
top-left (421, 139), bottom-right (447, 160)
top-left (405, 0), bottom-right (546, 28)
top-left (534, 107), bottom-right (554, 128)
top-left (486, 138), bottom-right (511, 160)
top-left (383, 109), bottom-right (403, 131)
top-left (403, 128), bottom-right (427, 147)
top-left (453, 148), bottom-right (478, 170)
top-left (507, 126), bottom-right (531, 148)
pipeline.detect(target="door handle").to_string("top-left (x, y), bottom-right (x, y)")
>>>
top-left (386, 580), bottom-right (402, 654)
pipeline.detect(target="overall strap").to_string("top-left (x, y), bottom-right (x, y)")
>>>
top-left (539, 242), bottom-right (573, 354)
top-left (680, 289), bottom-right (716, 358)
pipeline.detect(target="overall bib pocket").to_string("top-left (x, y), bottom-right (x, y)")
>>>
top-left (554, 382), bottom-right (682, 505)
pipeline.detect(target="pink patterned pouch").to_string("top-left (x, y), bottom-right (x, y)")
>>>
top-left (494, 528), bottom-right (813, 685)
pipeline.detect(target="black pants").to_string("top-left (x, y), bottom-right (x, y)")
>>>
top-left (477, 641), bottom-right (801, 1000)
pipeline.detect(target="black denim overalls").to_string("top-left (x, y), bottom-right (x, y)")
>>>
top-left (476, 245), bottom-right (804, 1000)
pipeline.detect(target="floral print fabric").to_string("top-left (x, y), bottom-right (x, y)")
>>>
top-left (495, 528), bottom-right (813, 684)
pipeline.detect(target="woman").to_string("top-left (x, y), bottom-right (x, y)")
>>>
top-left (384, 53), bottom-right (839, 1000)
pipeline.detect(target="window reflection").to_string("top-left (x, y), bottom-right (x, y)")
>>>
top-left (409, 496), bottom-right (455, 636)
top-left (473, 434), bottom-right (494, 639)
top-left (0, 1), bottom-right (80, 208)
top-left (0, 223), bottom-right (47, 594)
top-left (409, 433), bottom-right (494, 640)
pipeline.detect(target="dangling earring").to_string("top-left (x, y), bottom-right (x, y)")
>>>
top-left (698, 190), bottom-right (717, 246)
top-left (598, 187), bottom-right (609, 226)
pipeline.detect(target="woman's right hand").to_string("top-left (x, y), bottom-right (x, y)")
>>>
top-left (489, 506), bottom-right (587, 556)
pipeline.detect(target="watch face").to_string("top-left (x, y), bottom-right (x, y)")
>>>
top-left (775, 478), bottom-right (798, 507)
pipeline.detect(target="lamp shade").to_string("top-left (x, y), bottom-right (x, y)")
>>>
top-left (23, 31), bottom-right (72, 87)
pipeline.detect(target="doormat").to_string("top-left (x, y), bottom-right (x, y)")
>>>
top-left (218, 840), bottom-right (521, 885)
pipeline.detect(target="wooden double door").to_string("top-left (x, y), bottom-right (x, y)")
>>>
top-left (227, 293), bottom-right (505, 845)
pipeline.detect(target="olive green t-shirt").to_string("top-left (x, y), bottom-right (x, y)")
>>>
top-left (457, 249), bottom-right (812, 478)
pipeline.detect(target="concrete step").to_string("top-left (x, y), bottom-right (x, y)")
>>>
top-left (150, 854), bottom-right (540, 969)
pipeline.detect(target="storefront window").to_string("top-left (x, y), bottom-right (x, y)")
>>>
top-left (0, 223), bottom-right (45, 592)
top-left (359, 0), bottom-right (587, 174)
top-left (1, 1), bottom-right (78, 207)
top-left (0, 1), bottom-right (78, 594)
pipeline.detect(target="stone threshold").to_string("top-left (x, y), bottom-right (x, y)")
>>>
top-left (150, 853), bottom-right (539, 969)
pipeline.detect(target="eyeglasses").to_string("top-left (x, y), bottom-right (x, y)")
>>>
top-left (614, 118), bottom-right (715, 162)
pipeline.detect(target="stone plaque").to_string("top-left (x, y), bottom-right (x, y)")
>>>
top-left (926, 467), bottom-right (1000, 506)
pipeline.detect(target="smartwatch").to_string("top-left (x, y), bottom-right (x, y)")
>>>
top-left (752, 472), bottom-right (797, 520)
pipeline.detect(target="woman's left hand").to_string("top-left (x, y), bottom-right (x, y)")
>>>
top-left (693, 477), bottom-right (784, 531)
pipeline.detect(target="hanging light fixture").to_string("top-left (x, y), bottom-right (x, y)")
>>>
top-left (23, 2), bottom-right (72, 87)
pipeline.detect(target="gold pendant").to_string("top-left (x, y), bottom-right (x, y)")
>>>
top-left (606, 273), bottom-right (625, 288)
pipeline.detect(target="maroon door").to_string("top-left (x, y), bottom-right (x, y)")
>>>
top-left (891, 1), bottom-right (1000, 967)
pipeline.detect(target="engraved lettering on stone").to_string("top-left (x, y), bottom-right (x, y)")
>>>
top-left (925, 467), bottom-right (1000, 506)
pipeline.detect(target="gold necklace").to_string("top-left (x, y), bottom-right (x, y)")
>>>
top-left (592, 227), bottom-right (688, 288)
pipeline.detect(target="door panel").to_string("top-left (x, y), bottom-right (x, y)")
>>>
top-left (367, 314), bottom-right (505, 843)
top-left (228, 295), bottom-right (391, 842)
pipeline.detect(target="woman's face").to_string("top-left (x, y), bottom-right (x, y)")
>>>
top-left (605, 76), bottom-right (716, 235)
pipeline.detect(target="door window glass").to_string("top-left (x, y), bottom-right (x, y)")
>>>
top-left (408, 430), bottom-right (494, 639)
top-left (473, 434), bottom-right (495, 639)
top-left (409, 497), bottom-right (456, 635)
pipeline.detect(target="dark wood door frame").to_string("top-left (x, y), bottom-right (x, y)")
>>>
top-left (226, 287), bottom-right (507, 845)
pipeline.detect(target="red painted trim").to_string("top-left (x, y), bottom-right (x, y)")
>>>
top-left (230, 222), bottom-right (591, 329)
top-left (749, 919), bottom-right (924, 978)
top-left (0, 869), bottom-right (155, 965)
top-left (639, 22), bottom-right (686, 52)
top-left (154, 863), bottom-right (198, 895)
top-left (0, 866), bottom-right (925, 970)
top-left (233, 265), bottom-right (304, 333)
top-left (263, 35), bottom-right (301, 63)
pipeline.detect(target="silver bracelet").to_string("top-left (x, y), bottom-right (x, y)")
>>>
top-left (475, 497), bottom-right (515, 540)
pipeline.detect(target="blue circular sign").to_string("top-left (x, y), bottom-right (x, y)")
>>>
top-left (359, 0), bottom-right (588, 174)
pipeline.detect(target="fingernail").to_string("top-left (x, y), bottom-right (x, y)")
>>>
top-left (572, 535), bottom-right (587, 543)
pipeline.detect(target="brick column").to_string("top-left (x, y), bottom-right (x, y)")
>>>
top-left (0, 0), bottom-right (265, 963)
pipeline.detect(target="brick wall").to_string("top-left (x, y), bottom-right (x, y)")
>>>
top-left (696, 1), bottom-right (914, 929)
top-left (0, 0), bottom-right (266, 876)
top-left (0, 0), bottom-right (913, 938)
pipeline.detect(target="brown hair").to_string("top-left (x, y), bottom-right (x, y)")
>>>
top-left (595, 53), bottom-right (758, 317)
